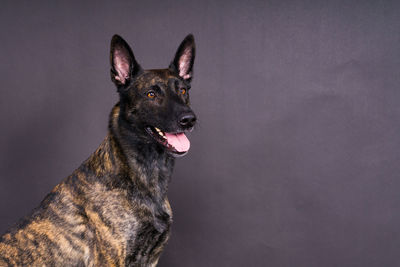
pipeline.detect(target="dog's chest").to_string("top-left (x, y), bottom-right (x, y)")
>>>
top-left (86, 182), bottom-right (173, 265)
top-left (125, 206), bottom-right (172, 265)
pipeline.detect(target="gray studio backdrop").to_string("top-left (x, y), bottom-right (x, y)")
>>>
top-left (1, 1), bottom-right (400, 266)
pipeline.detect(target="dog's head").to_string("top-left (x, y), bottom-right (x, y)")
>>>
top-left (110, 34), bottom-right (196, 157)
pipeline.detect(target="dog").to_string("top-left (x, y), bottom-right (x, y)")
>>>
top-left (0, 33), bottom-right (197, 266)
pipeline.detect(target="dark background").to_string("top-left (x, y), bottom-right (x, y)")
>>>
top-left (1, 1), bottom-right (400, 266)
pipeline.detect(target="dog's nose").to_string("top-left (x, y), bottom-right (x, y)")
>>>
top-left (179, 114), bottom-right (197, 128)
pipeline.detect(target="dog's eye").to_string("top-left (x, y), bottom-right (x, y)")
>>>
top-left (180, 88), bottom-right (187, 95)
top-left (147, 91), bottom-right (156, 98)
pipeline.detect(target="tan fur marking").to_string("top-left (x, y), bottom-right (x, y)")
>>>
top-left (86, 207), bottom-right (125, 266)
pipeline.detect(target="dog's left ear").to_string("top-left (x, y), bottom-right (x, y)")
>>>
top-left (169, 34), bottom-right (196, 82)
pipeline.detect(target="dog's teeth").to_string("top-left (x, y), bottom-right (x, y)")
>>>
top-left (154, 127), bottom-right (165, 136)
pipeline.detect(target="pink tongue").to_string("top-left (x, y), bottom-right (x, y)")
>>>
top-left (164, 132), bottom-right (190, 152)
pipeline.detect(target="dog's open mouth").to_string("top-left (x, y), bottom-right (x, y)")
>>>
top-left (146, 126), bottom-right (190, 156)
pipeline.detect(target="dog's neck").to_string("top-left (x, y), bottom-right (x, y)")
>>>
top-left (84, 103), bottom-right (174, 201)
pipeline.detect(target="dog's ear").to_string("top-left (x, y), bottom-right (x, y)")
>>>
top-left (169, 34), bottom-right (195, 82)
top-left (110, 35), bottom-right (142, 88)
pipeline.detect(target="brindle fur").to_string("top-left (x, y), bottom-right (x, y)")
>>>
top-left (0, 34), bottom-right (196, 266)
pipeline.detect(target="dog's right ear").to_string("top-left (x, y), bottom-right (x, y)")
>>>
top-left (110, 35), bottom-right (142, 88)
